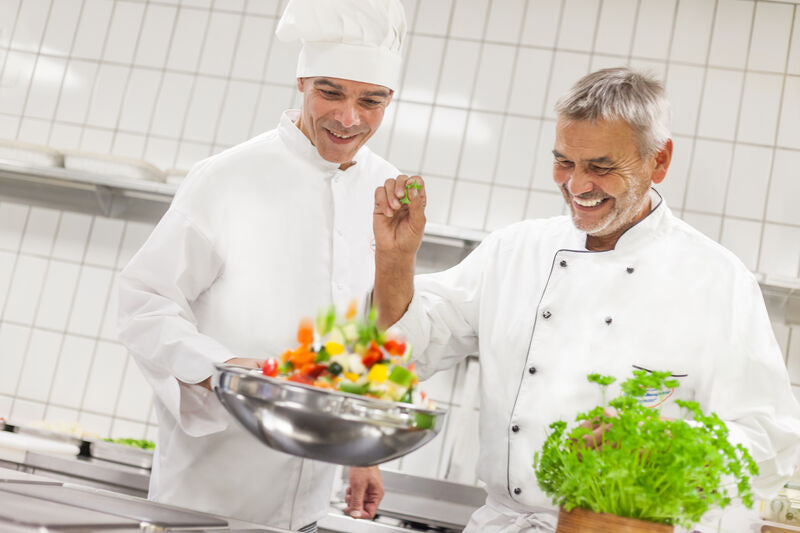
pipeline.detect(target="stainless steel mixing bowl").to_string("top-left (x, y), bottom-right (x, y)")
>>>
top-left (213, 363), bottom-right (448, 466)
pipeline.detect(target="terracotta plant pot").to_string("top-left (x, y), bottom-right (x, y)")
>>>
top-left (556, 506), bottom-right (674, 533)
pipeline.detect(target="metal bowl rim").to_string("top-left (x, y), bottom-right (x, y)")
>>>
top-left (214, 362), bottom-right (446, 416)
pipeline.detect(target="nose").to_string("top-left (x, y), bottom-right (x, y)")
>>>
top-left (335, 102), bottom-right (360, 129)
top-left (566, 167), bottom-right (595, 197)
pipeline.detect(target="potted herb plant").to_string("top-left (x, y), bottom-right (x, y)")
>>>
top-left (533, 370), bottom-right (759, 532)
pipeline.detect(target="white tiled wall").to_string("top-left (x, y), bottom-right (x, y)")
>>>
top-left (1, 0), bottom-right (800, 483)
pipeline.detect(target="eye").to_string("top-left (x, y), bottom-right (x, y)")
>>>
top-left (554, 159), bottom-right (574, 169)
top-left (590, 165), bottom-right (612, 175)
top-left (320, 89), bottom-right (341, 98)
top-left (360, 99), bottom-right (382, 107)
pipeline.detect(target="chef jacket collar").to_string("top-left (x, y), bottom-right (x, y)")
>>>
top-left (279, 109), bottom-right (366, 172)
top-left (569, 188), bottom-right (667, 252)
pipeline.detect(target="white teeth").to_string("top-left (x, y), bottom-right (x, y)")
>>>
top-left (574, 197), bottom-right (605, 207)
top-left (329, 130), bottom-right (354, 139)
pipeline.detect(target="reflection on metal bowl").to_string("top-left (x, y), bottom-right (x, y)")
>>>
top-left (213, 363), bottom-right (447, 466)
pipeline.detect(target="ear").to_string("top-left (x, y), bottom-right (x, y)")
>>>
top-left (386, 90), bottom-right (394, 107)
top-left (650, 139), bottom-right (673, 184)
top-left (296, 78), bottom-right (305, 93)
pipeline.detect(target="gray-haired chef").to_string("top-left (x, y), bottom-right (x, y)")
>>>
top-left (117, 0), bottom-right (406, 530)
top-left (371, 67), bottom-right (800, 532)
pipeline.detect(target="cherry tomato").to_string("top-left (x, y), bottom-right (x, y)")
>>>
top-left (261, 358), bottom-right (279, 377)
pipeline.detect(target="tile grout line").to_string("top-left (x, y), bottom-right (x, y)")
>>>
top-left (13, 0), bottom-right (54, 141)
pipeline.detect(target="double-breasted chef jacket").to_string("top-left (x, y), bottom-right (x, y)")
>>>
top-left (118, 110), bottom-right (399, 529)
top-left (396, 189), bottom-right (800, 533)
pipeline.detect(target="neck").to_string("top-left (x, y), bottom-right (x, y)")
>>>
top-left (585, 196), bottom-right (652, 251)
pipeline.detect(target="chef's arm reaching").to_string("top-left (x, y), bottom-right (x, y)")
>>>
top-left (118, 208), bottom-right (235, 436)
top-left (373, 174), bottom-right (427, 329)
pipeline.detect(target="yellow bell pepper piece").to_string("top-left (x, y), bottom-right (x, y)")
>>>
top-left (344, 372), bottom-right (360, 382)
top-left (325, 341), bottom-right (344, 355)
top-left (368, 364), bottom-right (388, 383)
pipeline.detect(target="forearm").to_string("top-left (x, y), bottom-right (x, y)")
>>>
top-left (374, 251), bottom-right (415, 329)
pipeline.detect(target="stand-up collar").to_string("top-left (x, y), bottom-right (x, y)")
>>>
top-left (569, 188), bottom-right (670, 252)
top-left (277, 109), bottom-right (365, 172)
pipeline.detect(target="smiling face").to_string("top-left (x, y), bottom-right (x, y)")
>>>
top-left (552, 117), bottom-right (672, 251)
top-left (295, 77), bottom-right (393, 166)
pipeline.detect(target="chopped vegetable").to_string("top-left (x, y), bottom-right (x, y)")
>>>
top-left (262, 358), bottom-right (279, 377)
top-left (104, 438), bottom-right (155, 450)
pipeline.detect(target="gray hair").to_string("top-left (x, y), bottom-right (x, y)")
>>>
top-left (554, 67), bottom-right (671, 158)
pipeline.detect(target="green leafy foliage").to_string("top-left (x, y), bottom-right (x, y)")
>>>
top-left (104, 437), bottom-right (155, 450)
top-left (533, 370), bottom-right (758, 529)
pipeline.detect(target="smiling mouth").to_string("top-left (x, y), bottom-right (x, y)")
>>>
top-left (325, 128), bottom-right (358, 143)
top-left (573, 196), bottom-right (610, 210)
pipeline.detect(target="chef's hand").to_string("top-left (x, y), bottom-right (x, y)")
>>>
top-left (196, 357), bottom-right (264, 391)
top-left (345, 466), bottom-right (384, 520)
top-left (579, 407), bottom-right (617, 449)
top-left (373, 175), bottom-right (426, 329)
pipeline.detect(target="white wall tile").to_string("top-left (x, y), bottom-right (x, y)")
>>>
top-left (789, 8), bottom-right (800, 75)
top-left (116, 223), bottom-right (154, 270)
top-left (449, 0), bottom-right (488, 40)
top-left (423, 176), bottom-right (455, 225)
top-left (39, 0), bottom-right (80, 56)
top-left (49, 335), bottom-right (95, 409)
top-left (684, 139), bottom-right (733, 215)
top-left (485, 186), bottom-right (526, 231)
top-left (216, 81), bottom-right (260, 146)
top-left (111, 132), bottom-right (146, 159)
top-left (0, 252), bottom-right (14, 314)
top-left (708, 0), bottom-right (753, 70)
top-left (365, 103), bottom-right (396, 160)
top-left (175, 141), bottom-right (211, 170)
top-left (23, 56), bottom-right (66, 120)
top-left (99, 275), bottom-right (119, 341)
top-left (787, 327), bottom-right (800, 383)
top-left (78, 411), bottom-right (112, 437)
top-left (696, 69), bottom-right (744, 141)
top-left (507, 48), bottom-right (552, 118)
top-left (134, 4), bottom-right (177, 69)
top-left (67, 266), bottom-right (112, 337)
top-left (526, 189), bottom-right (565, 219)
top-left (199, 11), bottom-right (241, 76)
top-left (773, 321), bottom-right (790, 361)
top-left (145, 424), bottom-right (158, 442)
top-left (263, 36), bottom-right (300, 84)
top-left (51, 212), bottom-right (91, 262)
top-left (103, 1), bottom-right (145, 64)
top-left (720, 217), bottom-right (762, 272)
top-left (0, 51), bottom-right (36, 115)
top-left (0, 0), bottom-right (21, 49)
top-left (118, 68), bottom-right (162, 134)
top-left (44, 405), bottom-right (79, 423)
top-left (414, 0), bottom-right (452, 37)
top-left (436, 40), bottom-right (481, 108)
top-left (631, 0), bottom-right (676, 61)
top-left (0, 324), bottom-right (29, 396)
top-left (110, 419), bottom-right (146, 440)
top-left (0, 113), bottom-right (19, 139)
top-left (230, 15), bottom-right (274, 81)
top-left (17, 329), bottom-right (62, 402)
top-left (448, 180), bottom-right (490, 230)
top-left (71, 0), bottom-right (113, 61)
top-left (401, 35), bottom-right (445, 104)
top-left (485, 0), bottom-right (525, 44)
top-left (21, 207), bottom-right (58, 256)
top-left (0, 395), bottom-right (11, 418)
top-left (48, 123), bottom-right (82, 151)
top-left (86, 64), bottom-right (129, 129)
top-left (10, 399), bottom-right (46, 424)
top-left (150, 72), bottom-right (193, 138)
top-left (725, 144), bottom-right (773, 221)
top-left (471, 44), bottom-right (516, 112)
top-left (594, 0), bottom-right (637, 56)
top-left (82, 341), bottom-right (127, 415)
top-left (665, 64), bottom-right (704, 136)
top-left (495, 116), bottom-right (540, 188)
top-left (35, 260), bottom-right (79, 331)
top-left (251, 84), bottom-right (295, 136)
top-left (748, 2), bottom-right (793, 73)
top-left (115, 357), bottom-right (153, 422)
top-left (85, 218), bottom-right (125, 268)
top-left (421, 107), bottom-right (468, 178)
top-left (54, 60), bottom-right (98, 124)
top-left (458, 112), bottom-right (503, 183)
top-left (737, 73), bottom-right (783, 146)
top-left (387, 101), bottom-right (432, 173)
top-left (556, 0), bottom-right (600, 53)
top-left (16, 117), bottom-right (50, 145)
top-left (681, 212), bottom-right (721, 242)
top-left (777, 76), bottom-right (800, 150)
top-left (758, 223), bottom-right (800, 277)
top-left (656, 135), bottom-right (691, 209)
top-left (166, 7), bottom-right (209, 71)
top-left (766, 149), bottom-right (800, 226)
top-left (544, 51), bottom-right (590, 119)
top-left (0, 203), bottom-right (29, 252)
top-left (669, 0), bottom-right (714, 65)
top-left (143, 137), bottom-right (179, 170)
top-left (530, 119), bottom-right (556, 190)
top-left (11, 0), bottom-right (50, 53)
top-left (399, 421), bottom-right (446, 478)
top-left (80, 127), bottom-right (113, 154)
top-left (521, 0), bottom-right (561, 48)
top-left (3, 255), bottom-right (47, 325)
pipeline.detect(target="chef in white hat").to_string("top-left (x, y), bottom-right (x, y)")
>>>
top-left (118, 1), bottom-right (407, 531)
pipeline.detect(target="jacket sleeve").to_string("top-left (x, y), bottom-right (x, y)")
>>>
top-left (709, 273), bottom-right (800, 497)
top-left (393, 234), bottom-right (498, 380)
top-left (117, 208), bottom-right (234, 437)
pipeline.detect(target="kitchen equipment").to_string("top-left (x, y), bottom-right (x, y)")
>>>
top-left (213, 363), bottom-right (447, 466)
top-left (0, 430), bottom-right (80, 463)
top-left (0, 490), bottom-right (140, 531)
top-left (87, 438), bottom-right (154, 469)
top-left (63, 151), bottom-right (166, 182)
top-left (0, 139), bottom-right (64, 167)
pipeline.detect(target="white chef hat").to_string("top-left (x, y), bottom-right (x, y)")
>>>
top-left (275, 0), bottom-right (407, 91)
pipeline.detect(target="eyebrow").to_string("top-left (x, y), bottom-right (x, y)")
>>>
top-left (552, 150), bottom-right (613, 165)
top-left (313, 79), bottom-right (390, 99)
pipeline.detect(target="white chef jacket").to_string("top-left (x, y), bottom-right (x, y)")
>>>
top-left (396, 189), bottom-right (800, 533)
top-left (117, 110), bottom-right (399, 529)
